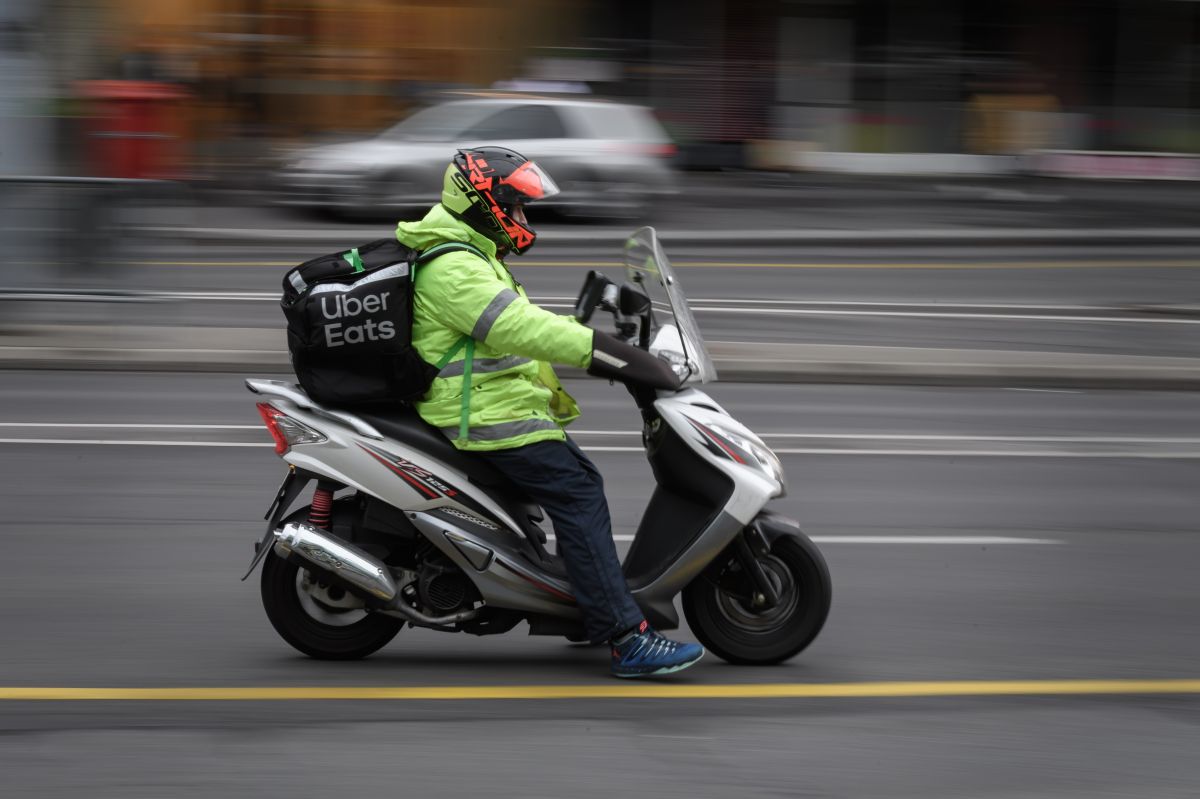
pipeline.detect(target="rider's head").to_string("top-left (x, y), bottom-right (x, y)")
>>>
top-left (440, 147), bottom-right (560, 256)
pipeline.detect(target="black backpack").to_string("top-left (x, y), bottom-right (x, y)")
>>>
top-left (281, 238), bottom-right (484, 407)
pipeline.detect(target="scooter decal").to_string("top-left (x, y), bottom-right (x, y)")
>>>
top-left (684, 418), bottom-right (750, 465)
top-left (357, 442), bottom-right (460, 498)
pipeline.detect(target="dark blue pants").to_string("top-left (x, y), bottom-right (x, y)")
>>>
top-left (474, 437), bottom-right (644, 643)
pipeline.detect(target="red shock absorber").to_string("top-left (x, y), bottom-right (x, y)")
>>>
top-left (309, 485), bottom-right (334, 530)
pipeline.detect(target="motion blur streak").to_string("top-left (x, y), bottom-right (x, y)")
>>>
top-left (3, 680), bottom-right (1200, 702)
top-left (132, 260), bottom-right (1200, 270)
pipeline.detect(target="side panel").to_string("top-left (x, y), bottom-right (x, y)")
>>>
top-left (409, 512), bottom-right (582, 620)
top-left (623, 421), bottom-right (734, 590)
top-left (630, 511), bottom-right (744, 630)
top-left (628, 392), bottom-right (777, 628)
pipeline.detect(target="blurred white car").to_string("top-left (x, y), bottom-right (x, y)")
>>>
top-left (277, 96), bottom-right (678, 219)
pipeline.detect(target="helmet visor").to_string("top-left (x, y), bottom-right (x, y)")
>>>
top-left (495, 161), bottom-right (560, 205)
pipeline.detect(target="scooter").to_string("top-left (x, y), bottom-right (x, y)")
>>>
top-left (242, 228), bottom-right (830, 664)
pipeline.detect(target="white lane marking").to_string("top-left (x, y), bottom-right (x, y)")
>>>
top-left (3, 424), bottom-right (1198, 445)
top-left (0, 439), bottom-right (266, 447)
top-left (754, 434), bottom-right (1200, 443)
top-left (492, 302), bottom-right (1200, 324)
top-left (808, 536), bottom-right (1060, 544)
top-left (536, 296), bottom-right (1127, 311)
top-left (590, 446), bottom-right (1200, 458)
top-left (0, 422), bottom-right (259, 429)
top-left (1006, 388), bottom-right (1081, 393)
top-left (150, 291), bottom-right (1182, 314)
top-left (554, 534), bottom-right (1060, 544)
top-left (574, 431), bottom-right (1200, 444)
top-left (136, 291), bottom-right (1200, 325)
top-left (686, 308), bottom-right (1200, 324)
top-left (2, 439), bottom-right (1197, 458)
top-left (772, 450), bottom-right (1200, 458)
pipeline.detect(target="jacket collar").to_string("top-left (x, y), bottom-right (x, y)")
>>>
top-left (395, 203), bottom-right (500, 261)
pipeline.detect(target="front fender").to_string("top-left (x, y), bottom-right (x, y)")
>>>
top-left (750, 511), bottom-right (808, 544)
top-left (749, 512), bottom-right (827, 565)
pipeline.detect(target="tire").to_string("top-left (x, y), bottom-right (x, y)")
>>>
top-left (260, 548), bottom-right (403, 660)
top-left (682, 534), bottom-right (831, 665)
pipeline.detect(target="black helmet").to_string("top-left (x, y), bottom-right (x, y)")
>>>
top-left (441, 146), bottom-right (560, 255)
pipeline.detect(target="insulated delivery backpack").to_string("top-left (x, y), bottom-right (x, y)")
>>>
top-left (281, 238), bottom-right (483, 407)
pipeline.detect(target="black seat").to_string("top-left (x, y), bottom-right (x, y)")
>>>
top-left (354, 408), bottom-right (514, 490)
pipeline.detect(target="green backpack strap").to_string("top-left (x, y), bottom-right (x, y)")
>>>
top-left (417, 241), bottom-right (488, 445)
top-left (342, 247), bottom-right (365, 273)
top-left (421, 239), bottom-right (489, 372)
top-left (414, 241), bottom-right (487, 268)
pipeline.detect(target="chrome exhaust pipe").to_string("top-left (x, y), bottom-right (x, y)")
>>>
top-left (273, 521), bottom-right (397, 602)
top-left (378, 604), bottom-right (480, 626)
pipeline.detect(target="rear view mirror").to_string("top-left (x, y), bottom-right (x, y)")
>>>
top-left (618, 283), bottom-right (651, 317)
top-left (574, 270), bottom-right (614, 323)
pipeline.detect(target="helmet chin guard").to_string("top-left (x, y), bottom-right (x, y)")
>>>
top-left (441, 147), bottom-right (559, 255)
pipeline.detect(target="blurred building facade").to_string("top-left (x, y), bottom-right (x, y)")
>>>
top-left (25, 0), bottom-right (1200, 175)
top-left (596, 0), bottom-right (1198, 167)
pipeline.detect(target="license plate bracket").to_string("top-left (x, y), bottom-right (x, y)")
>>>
top-left (241, 469), bottom-right (311, 580)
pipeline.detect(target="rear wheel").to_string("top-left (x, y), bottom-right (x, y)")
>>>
top-left (682, 534), bottom-right (831, 665)
top-left (260, 549), bottom-right (403, 660)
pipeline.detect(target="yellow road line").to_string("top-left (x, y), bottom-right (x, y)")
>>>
top-left (133, 260), bottom-right (1200, 270)
top-left (3, 679), bottom-right (1200, 701)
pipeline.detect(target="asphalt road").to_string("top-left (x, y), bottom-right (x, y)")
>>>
top-left (7, 183), bottom-right (1200, 363)
top-left (1, 371), bottom-right (1198, 797)
top-left (9, 238), bottom-right (1200, 362)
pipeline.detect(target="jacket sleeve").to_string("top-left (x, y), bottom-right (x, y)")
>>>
top-left (418, 251), bottom-right (594, 367)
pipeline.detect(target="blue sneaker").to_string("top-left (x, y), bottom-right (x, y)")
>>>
top-left (611, 621), bottom-right (704, 678)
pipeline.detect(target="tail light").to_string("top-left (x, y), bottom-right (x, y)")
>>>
top-left (256, 403), bottom-right (326, 456)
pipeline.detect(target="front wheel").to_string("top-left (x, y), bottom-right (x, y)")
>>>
top-left (682, 534), bottom-right (831, 665)
top-left (260, 549), bottom-right (403, 660)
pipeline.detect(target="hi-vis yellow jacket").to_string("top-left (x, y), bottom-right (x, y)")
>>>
top-left (397, 203), bottom-right (593, 451)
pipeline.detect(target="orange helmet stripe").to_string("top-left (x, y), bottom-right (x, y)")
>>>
top-left (464, 152), bottom-right (494, 190)
top-left (499, 161), bottom-right (547, 200)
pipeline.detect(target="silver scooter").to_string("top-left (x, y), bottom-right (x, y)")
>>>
top-left (242, 228), bottom-right (830, 663)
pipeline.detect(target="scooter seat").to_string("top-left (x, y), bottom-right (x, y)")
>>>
top-left (354, 408), bottom-right (514, 491)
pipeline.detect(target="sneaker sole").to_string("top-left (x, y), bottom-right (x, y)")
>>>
top-left (612, 650), bottom-right (704, 679)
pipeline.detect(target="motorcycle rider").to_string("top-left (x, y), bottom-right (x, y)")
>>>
top-left (395, 147), bottom-right (704, 677)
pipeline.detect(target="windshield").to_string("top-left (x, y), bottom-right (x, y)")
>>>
top-left (622, 227), bottom-right (718, 384)
top-left (379, 102), bottom-right (494, 142)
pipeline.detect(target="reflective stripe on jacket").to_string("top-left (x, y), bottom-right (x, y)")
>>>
top-left (396, 203), bottom-right (593, 451)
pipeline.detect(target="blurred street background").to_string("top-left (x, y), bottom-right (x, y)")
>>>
top-left (1, 1), bottom-right (1199, 797)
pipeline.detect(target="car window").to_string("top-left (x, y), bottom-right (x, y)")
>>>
top-left (381, 103), bottom-right (494, 141)
top-left (461, 105), bottom-right (567, 140)
top-left (574, 105), bottom-right (668, 142)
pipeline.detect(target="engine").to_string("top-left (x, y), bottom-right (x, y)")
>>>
top-left (415, 553), bottom-right (478, 614)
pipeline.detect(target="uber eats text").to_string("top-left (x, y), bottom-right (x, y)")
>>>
top-left (319, 292), bottom-right (395, 347)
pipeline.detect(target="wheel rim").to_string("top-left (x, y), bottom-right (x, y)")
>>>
top-left (714, 555), bottom-right (800, 634)
top-left (294, 569), bottom-right (368, 627)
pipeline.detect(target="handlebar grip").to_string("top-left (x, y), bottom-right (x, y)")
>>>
top-left (587, 331), bottom-right (681, 391)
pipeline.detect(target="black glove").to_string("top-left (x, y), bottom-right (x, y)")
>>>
top-left (587, 331), bottom-right (681, 391)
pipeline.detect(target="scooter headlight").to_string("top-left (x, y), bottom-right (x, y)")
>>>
top-left (707, 423), bottom-right (787, 494)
